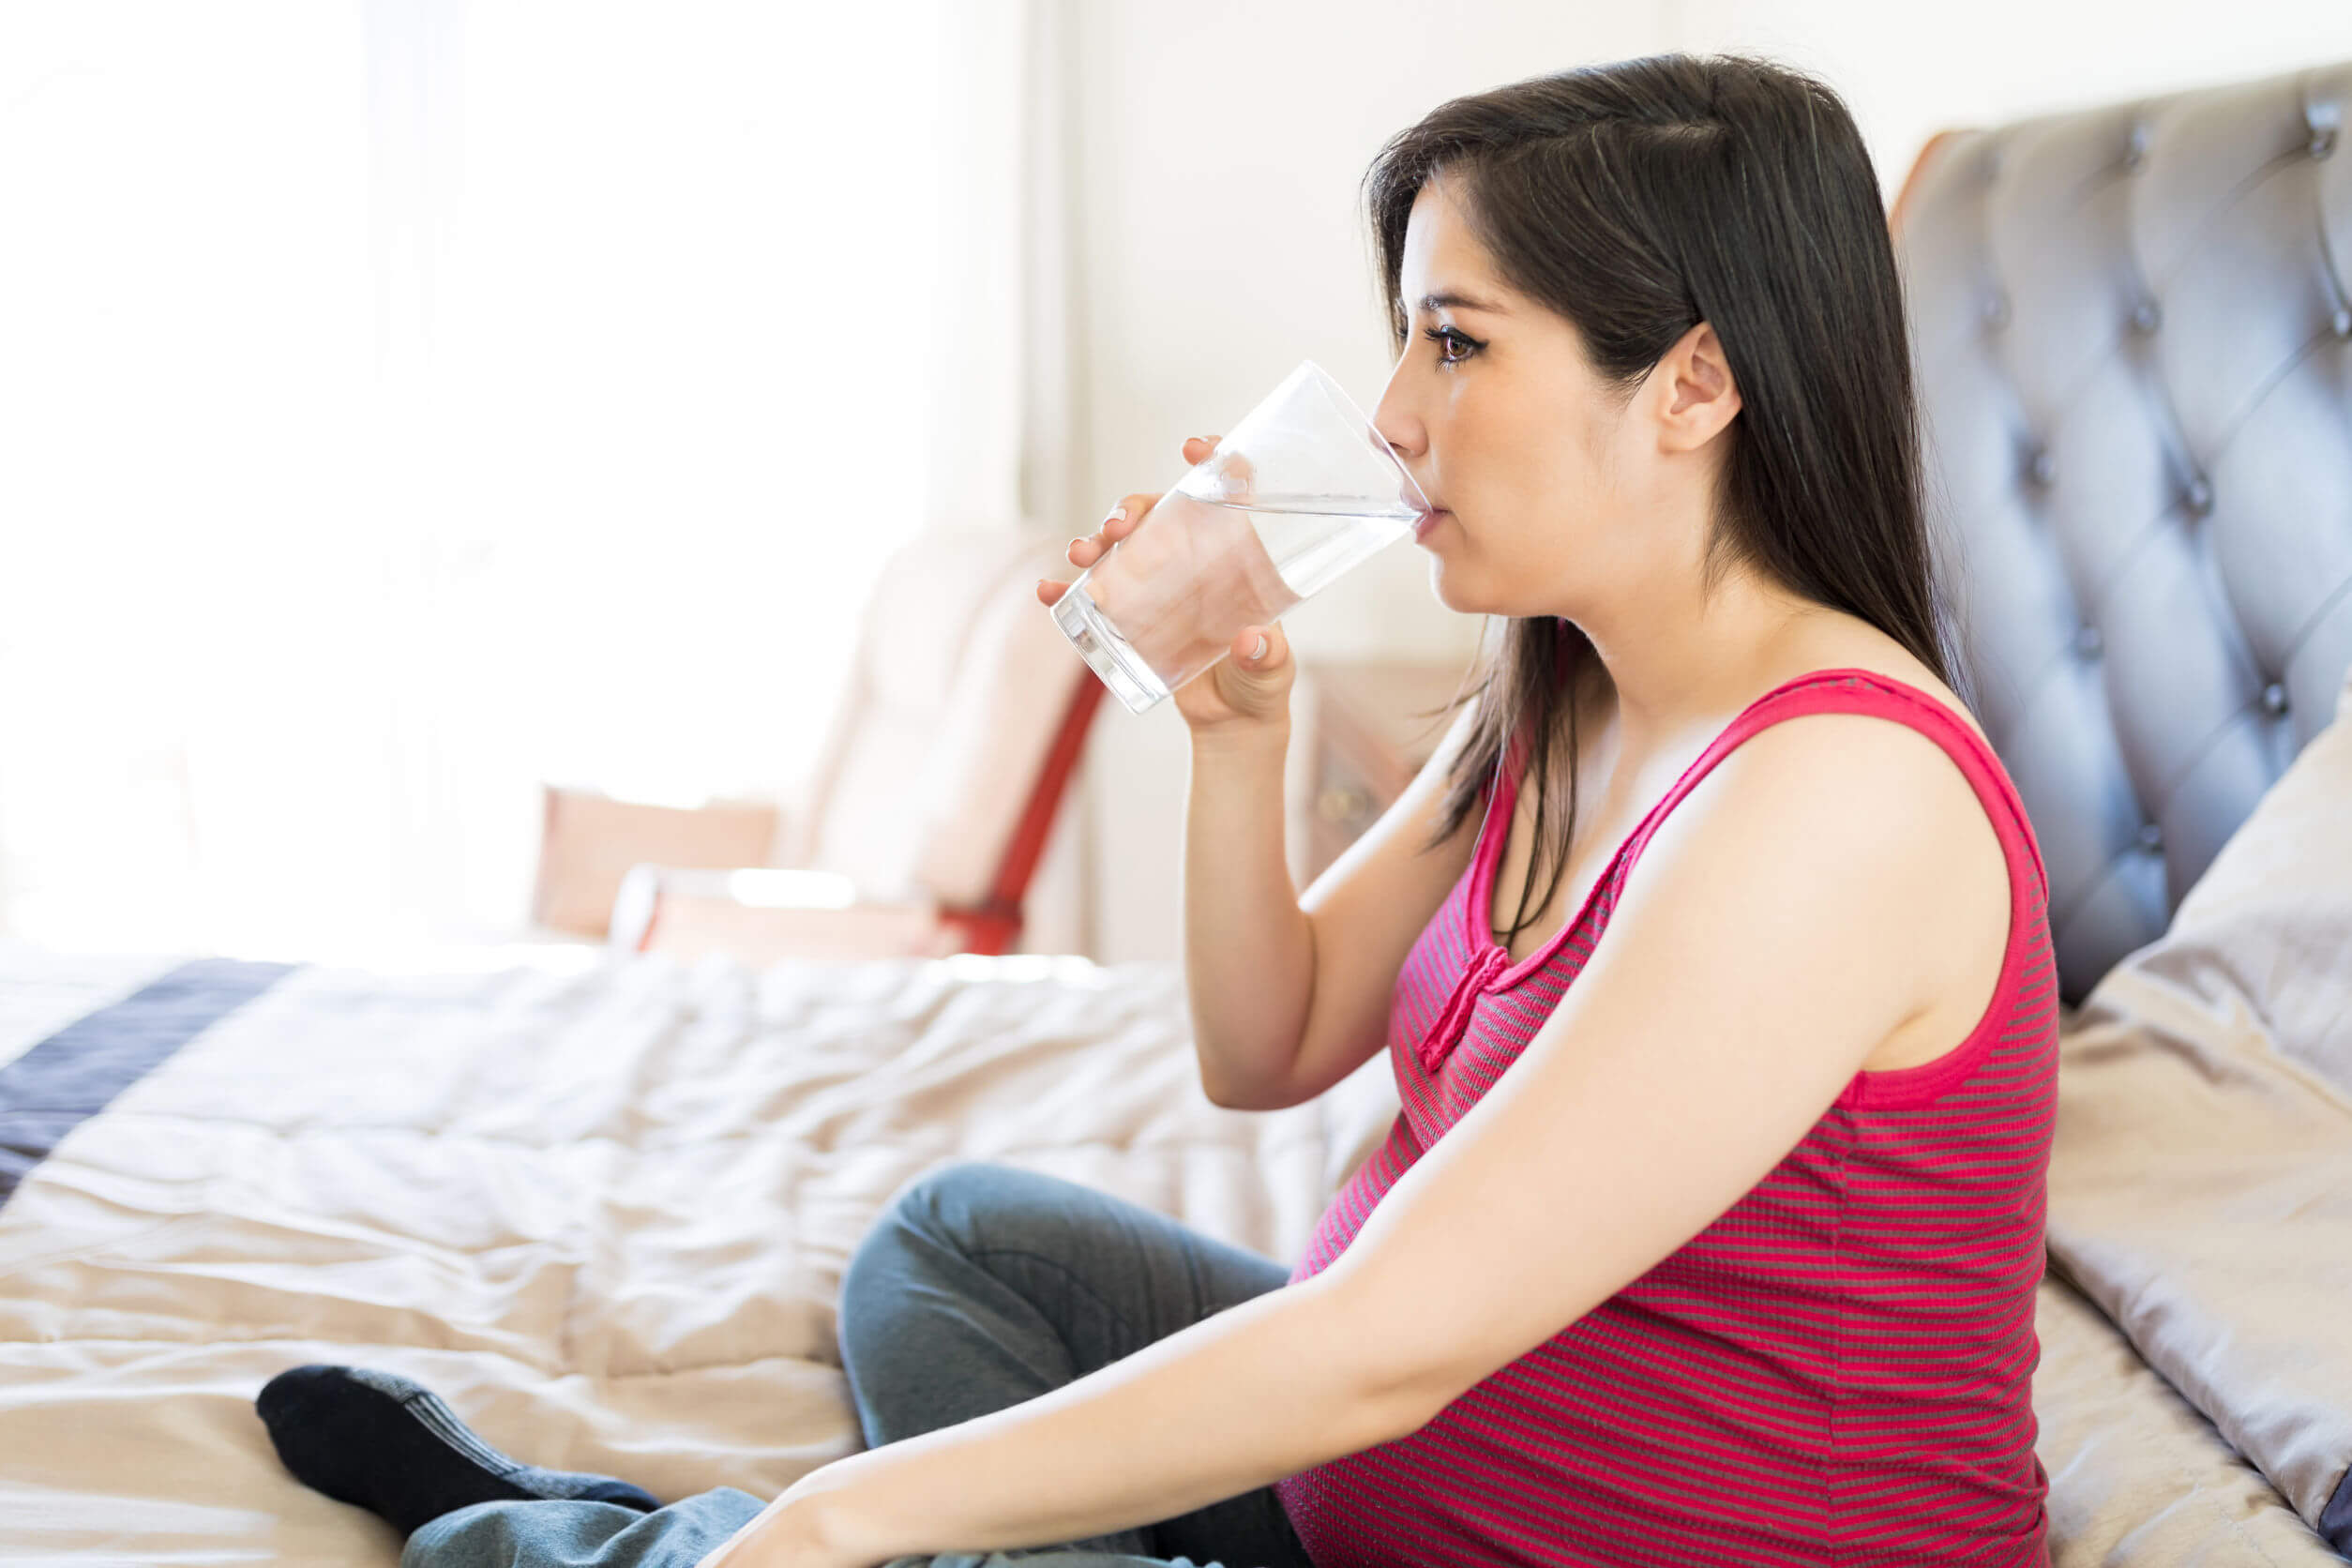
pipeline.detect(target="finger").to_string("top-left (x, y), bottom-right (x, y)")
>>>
top-left (1181, 433), bottom-right (1223, 459)
top-left (1104, 493), bottom-right (1158, 543)
top-left (1236, 620), bottom-right (1287, 669)
top-left (1036, 577), bottom-right (1070, 606)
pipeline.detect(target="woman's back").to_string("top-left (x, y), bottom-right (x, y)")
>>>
top-left (1274, 667), bottom-right (2059, 1568)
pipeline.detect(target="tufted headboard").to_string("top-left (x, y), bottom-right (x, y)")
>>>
top-left (1892, 60), bottom-right (2352, 1006)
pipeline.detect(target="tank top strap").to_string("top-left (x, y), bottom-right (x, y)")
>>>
top-left (1613, 667), bottom-right (2051, 911)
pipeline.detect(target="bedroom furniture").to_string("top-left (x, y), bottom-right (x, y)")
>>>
top-left (594, 525), bottom-right (1108, 962)
top-left (1894, 55), bottom-right (2352, 1561)
top-left (530, 787), bottom-right (781, 941)
top-left (1289, 658), bottom-right (1476, 885)
top-left (1, 55), bottom-right (2349, 1568)
top-left (1893, 66), bottom-right (2352, 1005)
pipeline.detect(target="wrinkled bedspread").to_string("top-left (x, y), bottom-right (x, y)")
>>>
top-left (0, 940), bottom-right (2332, 1564)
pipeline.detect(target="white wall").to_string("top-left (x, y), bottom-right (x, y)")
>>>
top-left (1063, 0), bottom-right (2352, 964)
top-left (1066, 0), bottom-right (1671, 964)
top-left (1666, 0), bottom-right (2352, 202)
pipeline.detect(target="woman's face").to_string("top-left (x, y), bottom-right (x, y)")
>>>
top-left (1371, 173), bottom-right (1671, 620)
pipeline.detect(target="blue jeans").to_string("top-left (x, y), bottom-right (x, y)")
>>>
top-left (403, 1162), bottom-right (1320, 1568)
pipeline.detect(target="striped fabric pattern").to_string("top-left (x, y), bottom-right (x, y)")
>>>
top-left (1274, 669), bottom-right (2059, 1567)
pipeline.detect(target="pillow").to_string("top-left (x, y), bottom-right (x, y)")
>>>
top-left (2046, 659), bottom-right (2352, 1553)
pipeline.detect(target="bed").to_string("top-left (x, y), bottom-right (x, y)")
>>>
top-left (0, 944), bottom-right (1404, 1561)
top-left (6, 54), bottom-right (2352, 1568)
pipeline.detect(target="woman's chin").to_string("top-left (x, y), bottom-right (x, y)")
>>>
top-left (1425, 562), bottom-right (1485, 617)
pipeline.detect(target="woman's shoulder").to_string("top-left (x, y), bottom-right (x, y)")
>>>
top-left (1728, 632), bottom-right (2020, 864)
top-left (1729, 638), bottom-right (2030, 1065)
top-left (1756, 621), bottom-right (1998, 760)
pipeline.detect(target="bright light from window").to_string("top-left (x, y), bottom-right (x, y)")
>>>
top-left (725, 868), bottom-right (858, 911)
top-left (0, 1), bottom-right (946, 960)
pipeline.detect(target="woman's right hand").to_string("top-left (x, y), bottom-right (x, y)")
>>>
top-left (1036, 434), bottom-right (1295, 741)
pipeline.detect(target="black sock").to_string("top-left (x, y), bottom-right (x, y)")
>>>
top-left (256, 1364), bottom-right (659, 1537)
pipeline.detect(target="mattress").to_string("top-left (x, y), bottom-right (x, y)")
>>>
top-left (0, 938), bottom-right (2335, 1564)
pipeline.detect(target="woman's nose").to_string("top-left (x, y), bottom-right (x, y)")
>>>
top-left (1370, 357), bottom-right (1424, 461)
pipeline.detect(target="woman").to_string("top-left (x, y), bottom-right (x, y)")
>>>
top-left (257, 51), bottom-right (2057, 1568)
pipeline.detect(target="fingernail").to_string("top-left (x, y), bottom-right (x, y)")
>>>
top-left (1105, 505), bottom-right (1128, 524)
top-left (1249, 634), bottom-right (1268, 661)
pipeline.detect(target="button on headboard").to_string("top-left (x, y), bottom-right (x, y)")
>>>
top-left (1893, 60), bottom-right (2352, 1005)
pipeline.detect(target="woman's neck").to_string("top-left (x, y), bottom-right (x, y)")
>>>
top-left (1569, 571), bottom-right (1833, 764)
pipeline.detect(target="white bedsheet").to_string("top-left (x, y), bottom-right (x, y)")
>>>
top-left (0, 939), bottom-right (2335, 1564)
top-left (0, 942), bottom-right (1392, 1564)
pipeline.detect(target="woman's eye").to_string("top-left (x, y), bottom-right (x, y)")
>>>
top-left (1422, 325), bottom-right (1478, 366)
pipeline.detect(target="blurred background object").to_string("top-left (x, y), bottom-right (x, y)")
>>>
top-left (2, 0), bottom-right (2345, 968)
top-left (530, 787), bottom-right (780, 939)
top-left (578, 527), bottom-right (1106, 962)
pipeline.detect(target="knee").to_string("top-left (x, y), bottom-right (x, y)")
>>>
top-left (896, 1158), bottom-right (1003, 1222)
top-left (881, 1158), bottom-right (1049, 1249)
top-left (841, 1161), bottom-right (1004, 1301)
top-left (841, 1159), bottom-right (1083, 1291)
top-left (837, 1162), bottom-right (998, 1360)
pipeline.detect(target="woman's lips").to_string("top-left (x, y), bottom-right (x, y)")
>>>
top-left (1412, 507), bottom-right (1450, 541)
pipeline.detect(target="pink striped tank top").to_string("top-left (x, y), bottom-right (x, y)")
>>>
top-left (1274, 667), bottom-right (2058, 1567)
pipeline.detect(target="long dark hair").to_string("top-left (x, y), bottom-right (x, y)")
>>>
top-left (1380, 53), bottom-right (1963, 951)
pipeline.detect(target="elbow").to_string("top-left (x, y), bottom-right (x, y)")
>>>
top-left (1197, 1040), bottom-right (1300, 1111)
top-left (1202, 1070), bottom-right (1285, 1113)
top-left (1302, 1277), bottom-right (1462, 1443)
top-left (1347, 1363), bottom-right (1454, 1451)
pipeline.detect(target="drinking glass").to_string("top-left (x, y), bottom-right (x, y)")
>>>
top-left (1048, 359), bottom-right (1432, 715)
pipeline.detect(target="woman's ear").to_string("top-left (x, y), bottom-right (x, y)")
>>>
top-left (1653, 321), bottom-right (1741, 452)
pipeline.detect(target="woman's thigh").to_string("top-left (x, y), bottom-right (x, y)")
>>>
top-left (836, 1161), bottom-right (1313, 1566)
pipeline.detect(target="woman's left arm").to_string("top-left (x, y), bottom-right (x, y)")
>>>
top-left (704, 711), bottom-right (1982, 1568)
top-left (697, 1268), bottom-right (1428, 1567)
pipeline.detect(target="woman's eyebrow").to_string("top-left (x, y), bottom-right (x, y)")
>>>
top-left (1415, 290), bottom-right (1507, 314)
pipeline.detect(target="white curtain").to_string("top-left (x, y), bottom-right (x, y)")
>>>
top-left (927, 0), bottom-right (1087, 544)
top-left (0, 0), bottom-right (1083, 960)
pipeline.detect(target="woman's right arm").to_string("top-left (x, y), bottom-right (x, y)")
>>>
top-left (1180, 721), bottom-right (1313, 1110)
top-left (1184, 700), bottom-right (1485, 1112)
top-left (1040, 435), bottom-right (1484, 1112)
